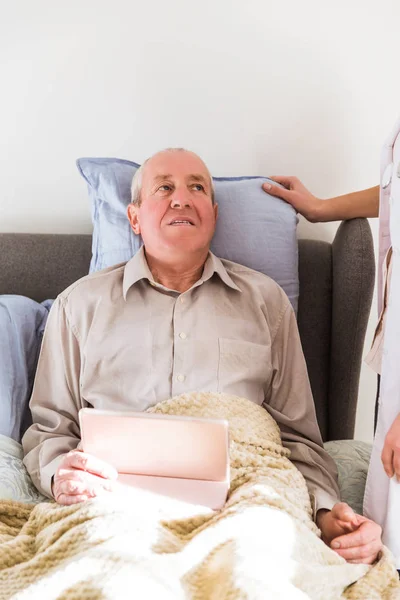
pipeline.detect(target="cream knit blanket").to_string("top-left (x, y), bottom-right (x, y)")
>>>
top-left (0, 393), bottom-right (399, 600)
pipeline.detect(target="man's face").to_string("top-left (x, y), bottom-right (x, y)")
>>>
top-left (127, 151), bottom-right (218, 258)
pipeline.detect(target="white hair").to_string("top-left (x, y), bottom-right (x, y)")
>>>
top-left (130, 148), bottom-right (215, 206)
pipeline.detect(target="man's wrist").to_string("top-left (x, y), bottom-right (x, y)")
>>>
top-left (315, 508), bottom-right (330, 529)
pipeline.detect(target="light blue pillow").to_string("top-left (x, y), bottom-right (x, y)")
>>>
top-left (0, 296), bottom-right (52, 442)
top-left (0, 434), bottom-right (47, 503)
top-left (77, 157), bottom-right (299, 310)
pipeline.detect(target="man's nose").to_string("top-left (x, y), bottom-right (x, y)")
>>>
top-left (170, 188), bottom-right (193, 209)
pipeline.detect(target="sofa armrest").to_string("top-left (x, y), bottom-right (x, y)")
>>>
top-left (329, 219), bottom-right (375, 440)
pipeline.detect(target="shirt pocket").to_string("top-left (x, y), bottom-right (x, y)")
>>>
top-left (217, 338), bottom-right (271, 405)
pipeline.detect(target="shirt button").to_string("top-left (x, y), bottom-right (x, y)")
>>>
top-left (179, 332), bottom-right (187, 339)
top-left (180, 297), bottom-right (185, 303)
top-left (177, 374), bottom-right (185, 382)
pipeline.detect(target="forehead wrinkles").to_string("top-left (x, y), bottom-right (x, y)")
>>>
top-left (151, 173), bottom-right (209, 184)
top-left (146, 151), bottom-right (207, 177)
top-left (139, 152), bottom-right (214, 202)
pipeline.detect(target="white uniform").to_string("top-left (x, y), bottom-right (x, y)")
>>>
top-left (364, 118), bottom-right (400, 568)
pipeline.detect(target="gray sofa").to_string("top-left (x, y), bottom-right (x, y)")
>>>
top-left (0, 217), bottom-right (375, 444)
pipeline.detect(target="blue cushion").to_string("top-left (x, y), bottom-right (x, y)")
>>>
top-left (0, 296), bottom-right (52, 442)
top-left (77, 157), bottom-right (299, 310)
top-left (0, 434), bottom-right (47, 503)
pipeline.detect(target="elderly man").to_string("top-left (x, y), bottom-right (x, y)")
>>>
top-left (23, 148), bottom-right (382, 564)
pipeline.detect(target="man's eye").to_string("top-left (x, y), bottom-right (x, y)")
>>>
top-left (158, 185), bottom-right (172, 192)
top-left (192, 184), bottom-right (205, 191)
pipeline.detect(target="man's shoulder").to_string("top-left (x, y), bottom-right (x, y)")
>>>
top-left (58, 262), bottom-right (127, 305)
top-left (219, 257), bottom-right (290, 301)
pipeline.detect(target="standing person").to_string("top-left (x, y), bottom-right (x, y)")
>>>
top-left (262, 117), bottom-right (400, 570)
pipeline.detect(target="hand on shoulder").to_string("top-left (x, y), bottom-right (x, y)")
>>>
top-left (262, 176), bottom-right (323, 223)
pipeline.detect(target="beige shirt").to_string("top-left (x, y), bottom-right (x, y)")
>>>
top-left (22, 248), bottom-right (340, 516)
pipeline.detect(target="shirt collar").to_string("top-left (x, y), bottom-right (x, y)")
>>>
top-left (123, 246), bottom-right (154, 299)
top-left (202, 252), bottom-right (242, 292)
top-left (123, 246), bottom-right (241, 299)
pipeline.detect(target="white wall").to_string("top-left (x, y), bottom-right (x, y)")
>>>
top-left (2, 0), bottom-right (400, 442)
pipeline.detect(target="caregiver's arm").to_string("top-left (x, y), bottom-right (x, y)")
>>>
top-left (262, 177), bottom-right (379, 223)
top-left (22, 297), bottom-right (116, 501)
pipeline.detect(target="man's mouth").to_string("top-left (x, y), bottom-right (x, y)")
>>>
top-left (168, 219), bottom-right (195, 226)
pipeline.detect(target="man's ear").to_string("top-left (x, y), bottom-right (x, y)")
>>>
top-left (213, 202), bottom-right (218, 221)
top-left (127, 203), bottom-right (141, 235)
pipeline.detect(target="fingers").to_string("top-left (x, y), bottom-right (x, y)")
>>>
top-left (269, 175), bottom-right (299, 189)
top-left (330, 502), bottom-right (358, 527)
top-left (381, 415), bottom-right (400, 478)
top-left (262, 181), bottom-right (292, 202)
top-left (60, 450), bottom-right (118, 480)
top-left (393, 450), bottom-right (400, 481)
top-left (54, 470), bottom-right (115, 505)
top-left (381, 444), bottom-right (395, 478)
top-left (331, 520), bottom-right (382, 564)
top-left (333, 541), bottom-right (381, 564)
top-left (57, 472), bottom-right (115, 495)
top-left (345, 555), bottom-right (377, 565)
top-left (56, 493), bottom-right (90, 506)
top-left (262, 176), bottom-right (323, 223)
top-left (332, 520), bottom-right (379, 549)
top-left (320, 503), bottom-right (382, 564)
top-left (54, 450), bottom-right (118, 506)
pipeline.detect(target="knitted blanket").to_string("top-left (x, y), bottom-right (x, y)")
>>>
top-left (0, 393), bottom-right (399, 600)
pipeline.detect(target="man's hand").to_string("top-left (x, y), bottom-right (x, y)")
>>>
top-left (53, 449), bottom-right (118, 505)
top-left (382, 413), bottom-right (400, 480)
top-left (316, 502), bottom-right (382, 564)
top-left (262, 176), bottom-right (323, 223)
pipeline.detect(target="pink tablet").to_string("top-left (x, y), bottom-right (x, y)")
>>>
top-left (79, 408), bottom-right (230, 510)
